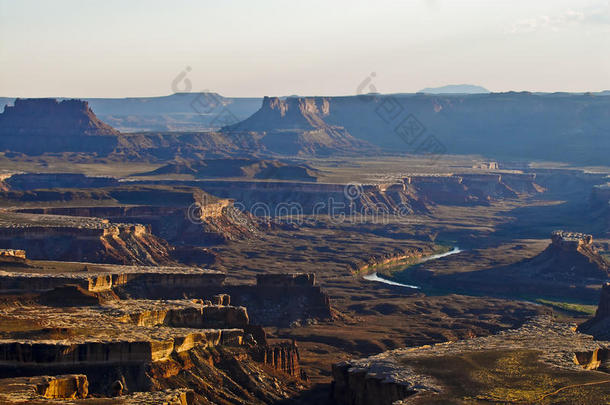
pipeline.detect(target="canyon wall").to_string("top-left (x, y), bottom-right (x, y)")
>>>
top-left (332, 361), bottom-right (415, 405)
top-left (0, 329), bottom-right (244, 367)
top-left (251, 341), bottom-right (302, 377)
top-left (118, 305), bottom-right (249, 330)
top-left (0, 268), bottom-right (226, 293)
top-left (228, 273), bottom-right (332, 326)
top-left (9, 184), bottom-right (260, 246)
top-left (148, 172), bottom-right (541, 217)
top-left (106, 272), bottom-right (333, 326)
top-left (0, 223), bottom-right (174, 265)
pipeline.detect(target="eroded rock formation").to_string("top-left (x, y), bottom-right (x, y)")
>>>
top-left (0, 219), bottom-right (174, 265)
top-left (521, 231), bottom-right (609, 280)
top-left (7, 184), bottom-right (260, 246)
top-left (0, 266), bottom-right (226, 293)
top-left (0, 293), bottom-right (305, 401)
top-left (0, 249), bottom-right (26, 263)
top-left (251, 341), bottom-right (302, 377)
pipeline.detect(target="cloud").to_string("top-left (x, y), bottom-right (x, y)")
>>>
top-left (510, 2), bottom-right (609, 33)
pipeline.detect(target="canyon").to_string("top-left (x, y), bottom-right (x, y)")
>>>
top-left (0, 268), bottom-right (322, 403)
top-left (0, 94), bottom-right (609, 404)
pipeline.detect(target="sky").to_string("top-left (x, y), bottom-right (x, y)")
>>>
top-left (1, 0), bottom-right (609, 98)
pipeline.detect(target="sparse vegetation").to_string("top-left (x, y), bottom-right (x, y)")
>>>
top-left (536, 299), bottom-right (597, 316)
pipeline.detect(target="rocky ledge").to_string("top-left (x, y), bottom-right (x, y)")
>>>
top-left (0, 265), bottom-right (225, 293)
top-left (332, 316), bottom-right (610, 405)
top-left (0, 374), bottom-right (194, 404)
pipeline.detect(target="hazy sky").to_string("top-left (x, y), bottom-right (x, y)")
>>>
top-left (1, 0), bottom-right (609, 97)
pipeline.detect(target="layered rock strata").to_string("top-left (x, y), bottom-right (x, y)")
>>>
top-left (143, 172), bottom-right (542, 218)
top-left (0, 212), bottom-right (174, 265)
top-left (0, 266), bottom-right (225, 293)
top-left (222, 96), bottom-right (373, 156)
top-left (0, 374), bottom-right (193, 404)
top-left (0, 293), bottom-right (304, 400)
top-left (7, 184), bottom-right (260, 246)
top-left (251, 341), bottom-right (302, 377)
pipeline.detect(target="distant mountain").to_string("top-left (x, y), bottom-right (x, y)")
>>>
top-left (0, 98), bottom-right (120, 154)
top-left (419, 84), bottom-right (489, 94)
top-left (280, 92), bottom-right (610, 165)
top-left (222, 96), bottom-right (373, 156)
top-left (85, 93), bottom-right (261, 132)
top-left (0, 93), bottom-right (262, 133)
top-left (2, 93), bottom-right (610, 164)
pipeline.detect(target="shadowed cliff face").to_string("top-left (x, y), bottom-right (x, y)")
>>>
top-left (578, 283), bottom-right (610, 340)
top-left (591, 185), bottom-right (610, 236)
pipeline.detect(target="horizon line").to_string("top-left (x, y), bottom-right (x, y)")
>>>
top-left (2, 89), bottom-right (610, 101)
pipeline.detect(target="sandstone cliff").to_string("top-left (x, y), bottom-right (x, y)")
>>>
top-left (7, 184), bottom-right (260, 247)
top-left (153, 172), bottom-right (542, 219)
top-left (0, 220), bottom-right (175, 266)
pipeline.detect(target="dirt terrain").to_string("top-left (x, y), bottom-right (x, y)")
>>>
top-left (0, 147), bottom-right (608, 403)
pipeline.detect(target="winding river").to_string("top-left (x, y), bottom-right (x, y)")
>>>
top-left (362, 247), bottom-right (463, 289)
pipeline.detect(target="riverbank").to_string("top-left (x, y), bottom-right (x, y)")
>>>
top-left (363, 247), bottom-right (462, 289)
top-left (354, 245), bottom-right (452, 277)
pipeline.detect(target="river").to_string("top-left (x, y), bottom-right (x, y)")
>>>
top-left (362, 247), bottom-right (463, 289)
